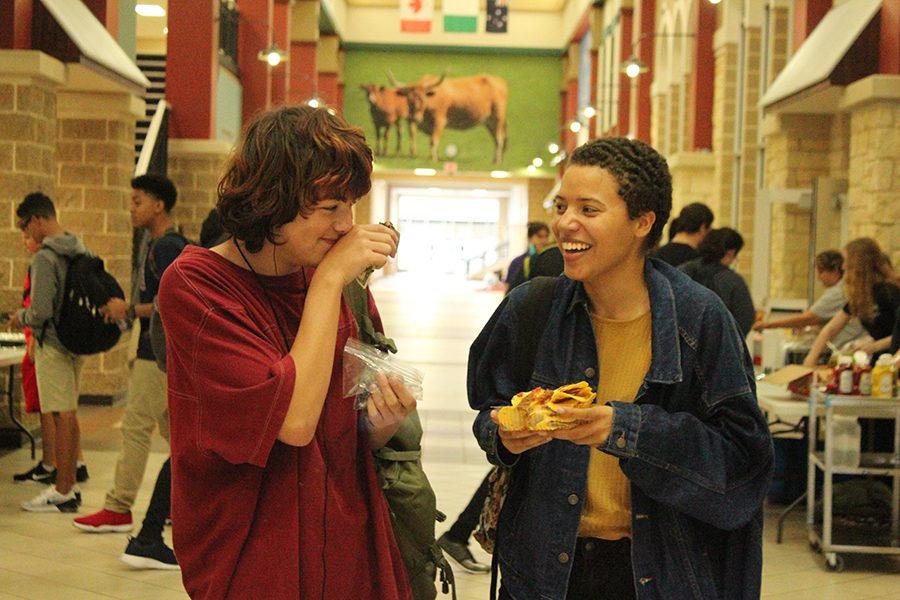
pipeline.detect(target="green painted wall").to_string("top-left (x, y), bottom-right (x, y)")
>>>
top-left (343, 50), bottom-right (561, 174)
top-left (118, 0), bottom-right (136, 60)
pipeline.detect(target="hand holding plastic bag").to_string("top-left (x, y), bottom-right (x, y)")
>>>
top-left (343, 337), bottom-right (424, 410)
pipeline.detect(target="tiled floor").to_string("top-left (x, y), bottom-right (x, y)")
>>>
top-left (1, 272), bottom-right (897, 599)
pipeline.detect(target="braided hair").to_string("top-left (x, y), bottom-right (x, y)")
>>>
top-left (569, 137), bottom-right (672, 250)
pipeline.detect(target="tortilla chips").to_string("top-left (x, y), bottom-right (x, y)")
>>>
top-left (497, 381), bottom-right (596, 431)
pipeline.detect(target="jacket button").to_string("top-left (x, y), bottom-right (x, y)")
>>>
top-left (567, 493), bottom-right (579, 505)
top-left (558, 552), bottom-right (569, 564)
top-left (616, 435), bottom-right (626, 449)
top-left (584, 367), bottom-right (596, 378)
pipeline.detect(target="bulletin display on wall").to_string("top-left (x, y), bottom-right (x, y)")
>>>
top-left (343, 49), bottom-right (562, 174)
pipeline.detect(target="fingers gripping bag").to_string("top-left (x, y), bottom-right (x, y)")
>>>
top-left (343, 337), bottom-right (425, 409)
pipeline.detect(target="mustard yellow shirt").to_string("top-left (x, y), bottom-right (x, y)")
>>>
top-left (578, 310), bottom-right (652, 540)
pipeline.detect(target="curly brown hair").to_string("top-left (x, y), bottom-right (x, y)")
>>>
top-left (217, 105), bottom-right (373, 252)
top-left (569, 137), bottom-right (672, 250)
top-left (843, 237), bottom-right (898, 321)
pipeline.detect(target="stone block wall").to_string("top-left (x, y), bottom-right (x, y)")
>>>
top-left (734, 26), bottom-right (762, 283)
top-left (764, 113), bottom-right (834, 300)
top-left (712, 42), bottom-right (738, 228)
top-left (167, 141), bottom-right (233, 242)
top-left (56, 82), bottom-right (143, 400)
top-left (846, 97), bottom-right (900, 266)
top-left (667, 152), bottom-right (716, 237)
top-left (0, 54), bottom-right (63, 316)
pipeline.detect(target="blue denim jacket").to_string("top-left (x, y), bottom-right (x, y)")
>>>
top-left (468, 259), bottom-right (773, 600)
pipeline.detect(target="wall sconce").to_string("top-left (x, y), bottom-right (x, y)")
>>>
top-left (568, 120), bottom-right (582, 133)
top-left (620, 32), bottom-right (695, 79)
top-left (548, 142), bottom-right (560, 154)
top-left (622, 55), bottom-right (649, 79)
top-left (257, 44), bottom-right (286, 67)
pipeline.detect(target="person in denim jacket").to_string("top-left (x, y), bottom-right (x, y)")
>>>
top-left (469, 138), bottom-right (773, 600)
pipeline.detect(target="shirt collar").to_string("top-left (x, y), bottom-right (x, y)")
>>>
top-left (567, 259), bottom-right (683, 384)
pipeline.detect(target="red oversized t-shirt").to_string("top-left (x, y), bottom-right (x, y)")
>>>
top-left (158, 246), bottom-right (412, 600)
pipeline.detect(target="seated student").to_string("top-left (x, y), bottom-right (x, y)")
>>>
top-left (754, 250), bottom-right (865, 348)
top-left (652, 202), bottom-right (713, 267)
top-left (158, 105), bottom-right (414, 599)
top-left (680, 227), bottom-right (756, 337)
top-left (469, 138), bottom-right (773, 600)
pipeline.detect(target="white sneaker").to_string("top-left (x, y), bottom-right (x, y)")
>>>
top-left (21, 486), bottom-right (80, 513)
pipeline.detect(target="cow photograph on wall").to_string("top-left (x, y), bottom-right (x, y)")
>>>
top-left (360, 71), bottom-right (508, 164)
top-left (345, 51), bottom-right (559, 173)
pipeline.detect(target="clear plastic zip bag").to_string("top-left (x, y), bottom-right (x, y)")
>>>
top-left (343, 337), bottom-right (424, 410)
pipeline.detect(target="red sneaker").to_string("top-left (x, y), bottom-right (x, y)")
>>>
top-left (73, 509), bottom-right (133, 533)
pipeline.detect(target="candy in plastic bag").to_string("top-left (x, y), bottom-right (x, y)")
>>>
top-left (343, 337), bottom-right (424, 410)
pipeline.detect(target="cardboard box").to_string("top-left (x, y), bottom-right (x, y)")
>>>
top-left (763, 365), bottom-right (831, 397)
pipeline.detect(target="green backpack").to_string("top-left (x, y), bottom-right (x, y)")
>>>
top-left (343, 283), bottom-right (456, 600)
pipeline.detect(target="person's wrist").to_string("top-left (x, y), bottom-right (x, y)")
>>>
top-left (126, 304), bottom-right (136, 320)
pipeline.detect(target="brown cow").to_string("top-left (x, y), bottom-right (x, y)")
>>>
top-left (360, 83), bottom-right (417, 157)
top-left (394, 74), bottom-right (508, 164)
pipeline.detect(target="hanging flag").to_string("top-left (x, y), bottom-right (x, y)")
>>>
top-left (486, 0), bottom-right (508, 34)
top-left (443, 0), bottom-right (478, 33)
top-left (400, 0), bottom-right (433, 33)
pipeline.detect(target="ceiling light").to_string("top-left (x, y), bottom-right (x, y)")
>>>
top-left (163, 27), bottom-right (168, 35)
top-left (326, 108), bottom-right (336, 116)
top-left (622, 55), bottom-right (649, 79)
top-left (708, 0), bottom-right (723, 4)
top-left (581, 106), bottom-right (597, 119)
top-left (527, 165), bottom-right (537, 174)
top-left (548, 142), bottom-right (560, 154)
top-left (135, 4), bottom-right (166, 17)
top-left (532, 157), bottom-right (543, 168)
top-left (306, 97), bottom-right (321, 108)
top-left (569, 121), bottom-right (582, 133)
top-left (414, 168), bottom-right (437, 176)
top-left (490, 171), bottom-right (510, 179)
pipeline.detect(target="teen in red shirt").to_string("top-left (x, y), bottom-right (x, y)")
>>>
top-left (158, 106), bottom-right (413, 599)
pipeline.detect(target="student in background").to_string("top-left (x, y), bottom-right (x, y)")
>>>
top-left (754, 250), bottom-right (865, 349)
top-left (652, 202), bottom-right (713, 267)
top-left (12, 231), bottom-right (89, 486)
top-left (680, 227), bottom-right (755, 337)
top-left (12, 193), bottom-right (88, 512)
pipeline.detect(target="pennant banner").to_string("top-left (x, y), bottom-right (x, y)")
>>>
top-left (443, 0), bottom-right (478, 33)
top-left (400, 0), bottom-right (434, 33)
top-left (486, 0), bottom-right (508, 34)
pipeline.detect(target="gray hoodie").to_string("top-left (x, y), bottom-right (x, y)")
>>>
top-left (16, 232), bottom-right (88, 354)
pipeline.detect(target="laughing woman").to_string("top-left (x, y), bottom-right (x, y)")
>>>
top-left (158, 106), bottom-right (413, 599)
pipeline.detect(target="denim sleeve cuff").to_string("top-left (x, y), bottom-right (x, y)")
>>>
top-left (601, 401), bottom-right (641, 458)
top-left (477, 413), bottom-right (520, 467)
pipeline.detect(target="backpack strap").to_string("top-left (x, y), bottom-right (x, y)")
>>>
top-left (146, 230), bottom-right (189, 282)
top-left (343, 282), bottom-right (398, 354)
top-left (513, 276), bottom-right (558, 387)
top-left (374, 448), bottom-right (421, 462)
top-left (490, 275), bottom-right (558, 600)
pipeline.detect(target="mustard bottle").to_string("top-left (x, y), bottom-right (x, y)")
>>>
top-left (871, 354), bottom-right (896, 399)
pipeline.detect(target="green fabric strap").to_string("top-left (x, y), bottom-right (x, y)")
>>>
top-left (342, 282), bottom-right (398, 354)
top-left (375, 448), bottom-right (422, 462)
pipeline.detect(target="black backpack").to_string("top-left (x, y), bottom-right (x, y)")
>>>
top-left (44, 253), bottom-right (125, 355)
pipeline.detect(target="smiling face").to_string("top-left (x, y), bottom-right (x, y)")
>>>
top-left (273, 198), bottom-right (354, 270)
top-left (551, 165), bottom-right (654, 285)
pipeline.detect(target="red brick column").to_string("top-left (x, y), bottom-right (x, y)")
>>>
top-left (167, 0), bottom-right (218, 139)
